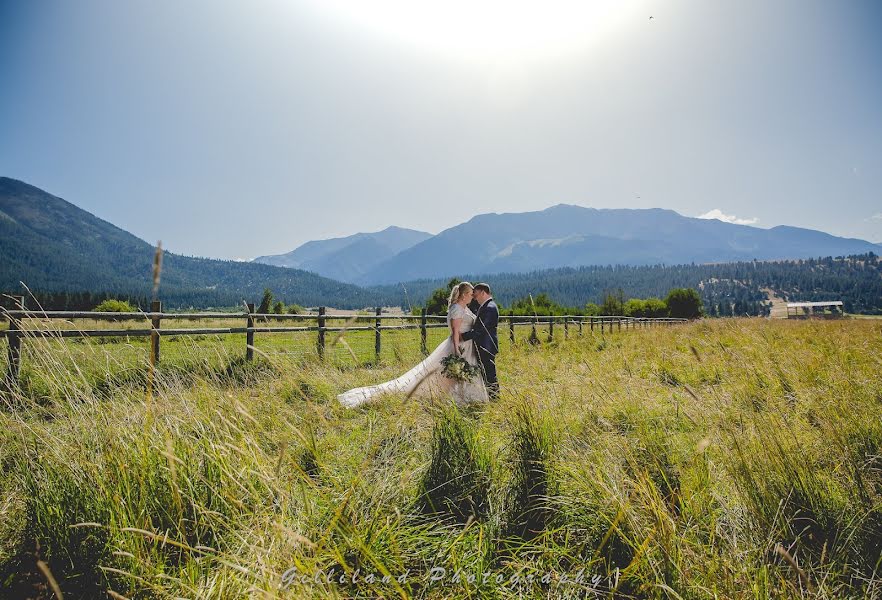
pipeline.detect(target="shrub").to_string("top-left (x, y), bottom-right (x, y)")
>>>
top-left (601, 289), bottom-right (626, 316)
top-left (93, 299), bottom-right (136, 312)
top-left (509, 293), bottom-right (580, 316)
top-left (643, 297), bottom-right (669, 318)
top-left (624, 298), bottom-right (669, 318)
top-left (584, 302), bottom-right (601, 316)
top-left (423, 278), bottom-right (461, 316)
top-left (623, 299), bottom-right (646, 318)
top-left (665, 288), bottom-right (703, 319)
top-left (257, 288), bottom-right (273, 314)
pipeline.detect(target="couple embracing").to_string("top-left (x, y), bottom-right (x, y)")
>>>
top-left (337, 282), bottom-right (499, 408)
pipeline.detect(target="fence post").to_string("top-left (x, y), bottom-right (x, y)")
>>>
top-left (150, 300), bottom-right (161, 366)
top-left (564, 316), bottom-right (568, 339)
top-left (316, 306), bottom-right (326, 359)
top-left (4, 296), bottom-right (24, 389)
top-left (601, 318), bottom-right (605, 334)
top-left (509, 311), bottom-right (515, 344)
top-left (590, 316), bottom-right (594, 333)
top-left (420, 308), bottom-right (428, 355)
top-left (548, 316), bottom-right (554, 342)
top-left (531, 315), bottom-right (538, 343)
top-left (578, 319), bottom-right (583, 337)
top-left (246, 302), bottom-right (255, 361)
top-left (617, 317), bottom-right (622, 332)
top-left (375, 307), bottom-right (382, 362)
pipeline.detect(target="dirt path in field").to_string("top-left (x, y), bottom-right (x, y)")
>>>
top-left (762, 287), bottom-right (789, 319)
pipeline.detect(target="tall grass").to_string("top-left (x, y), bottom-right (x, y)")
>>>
top-left (1, 318), bottom-right (881, 597)
top-left (502, 403), bottom-right (556, 542)
top-left (418, 404), bottom-right (493, 523)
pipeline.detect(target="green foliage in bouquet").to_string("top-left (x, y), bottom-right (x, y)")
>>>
top-left (440, 350), bottom-right (482, 382)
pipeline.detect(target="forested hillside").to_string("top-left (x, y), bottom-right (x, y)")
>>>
top-left (0, 177), bottom-right (375, 309)
top-left (371, 254), bottom-right (882, 316)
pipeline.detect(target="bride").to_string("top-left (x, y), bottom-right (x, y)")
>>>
top-left (337, 281), bottom-right (489, 408)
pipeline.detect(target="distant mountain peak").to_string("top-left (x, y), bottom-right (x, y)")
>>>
top-left (545, 202), bottom-right (594, 211)
top-left (382, 224), bottom-right (426, 233)
top-left (252, 225), bottom-right (432, 282)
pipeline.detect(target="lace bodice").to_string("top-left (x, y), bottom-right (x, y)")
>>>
top-left (447, 303), bottom-right (476, 332)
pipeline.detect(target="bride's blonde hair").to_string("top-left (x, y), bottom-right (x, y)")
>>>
top-left (448, 281), bottom-right (473, 308)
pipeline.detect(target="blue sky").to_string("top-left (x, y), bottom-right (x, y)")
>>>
top-left (1, 0), bottom-right (880, 259)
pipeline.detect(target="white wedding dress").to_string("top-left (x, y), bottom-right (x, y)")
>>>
top-left (337, 303), bottom-right (489, 408)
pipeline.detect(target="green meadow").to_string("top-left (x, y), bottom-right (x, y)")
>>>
top-left (1, 318), bottom-right (881, 598)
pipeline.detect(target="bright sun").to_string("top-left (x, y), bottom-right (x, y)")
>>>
top-left (312, 0), bottom-right (644, 63)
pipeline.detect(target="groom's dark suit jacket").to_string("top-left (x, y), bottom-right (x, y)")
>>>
top-left (462, 298), bottom-right (499, 356)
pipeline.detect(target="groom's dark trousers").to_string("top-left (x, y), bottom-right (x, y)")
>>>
top-left (462, 298), bottom-right (499, 399)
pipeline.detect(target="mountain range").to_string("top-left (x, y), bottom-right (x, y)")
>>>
top-left (253, 226), bottom-right (431, 283)
top-left (2, 176), bottom-right (880, 311)
top-left (257, 204), bottom-right (881, 285)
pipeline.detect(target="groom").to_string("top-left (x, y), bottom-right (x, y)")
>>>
top-left (461, 283), bottom-right (499, 400)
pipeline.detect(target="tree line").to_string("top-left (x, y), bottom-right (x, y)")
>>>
top-left (375, 254), bottom-right (880, 316)
top-left (414, 278), bottom-right (704, 319)
top-left (4, 253), bottom-right (878, 316)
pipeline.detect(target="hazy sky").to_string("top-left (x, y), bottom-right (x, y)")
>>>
top-left (2, 0), bottom-right (880, 259)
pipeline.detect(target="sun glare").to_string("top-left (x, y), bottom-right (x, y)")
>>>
top-left (311, 0), bottom-right (643, 63)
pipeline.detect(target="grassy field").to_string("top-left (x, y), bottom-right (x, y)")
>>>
top-left (1, 318), bottom-right (881, 598)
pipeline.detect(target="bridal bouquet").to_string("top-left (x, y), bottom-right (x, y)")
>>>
top-left (441, 349), bottom-right (482, 382)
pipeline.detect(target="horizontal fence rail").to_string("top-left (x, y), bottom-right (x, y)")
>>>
top-left (1, 296), bottom-right (687, 390)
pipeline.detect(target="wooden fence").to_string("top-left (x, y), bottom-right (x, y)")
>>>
top-left (1, 296), bottom-right (687, 389)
